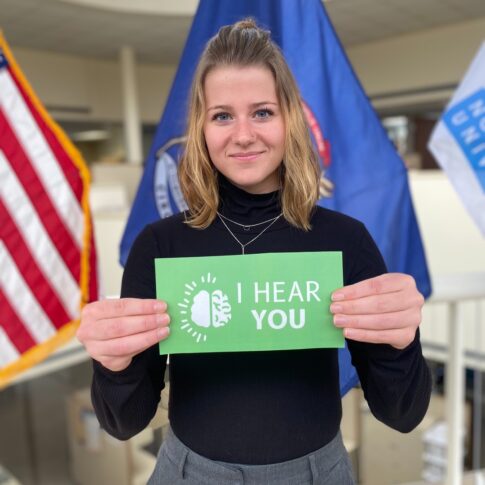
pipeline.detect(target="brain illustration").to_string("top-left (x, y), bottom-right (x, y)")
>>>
top-left (190, 289), bottom-right (231, 328)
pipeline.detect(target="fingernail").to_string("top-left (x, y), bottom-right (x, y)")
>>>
top-left (330, 303), bottom-right (342, 313)
top-left (332, 292), bottom-right (345, 301)
top-left (154, 301), bottom-right (167, 312)
top-left (156, 314), bottom-right (170, 325)
top-left (158, 326), bottom-right (170, 339)
top-left (334, 315), bottom-right (347, 327)
top-left (344, 328), bottom-right (353, 338)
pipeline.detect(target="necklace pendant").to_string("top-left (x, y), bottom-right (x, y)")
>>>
top-left (216, 212), bottom-right (282, 258)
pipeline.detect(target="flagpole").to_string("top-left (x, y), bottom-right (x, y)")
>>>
top-left (446, 301), bottom-right (463, 485)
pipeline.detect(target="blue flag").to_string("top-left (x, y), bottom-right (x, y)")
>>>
top-left (120, 0), bottom-right (432, 395)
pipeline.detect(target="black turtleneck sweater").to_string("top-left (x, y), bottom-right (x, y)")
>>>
top-left (91, 178), bottom-right (431, 464)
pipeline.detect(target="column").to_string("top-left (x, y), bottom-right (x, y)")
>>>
top-left (120, 46), bottom-right (143, 165)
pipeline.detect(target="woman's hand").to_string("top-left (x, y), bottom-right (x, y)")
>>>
top-left (330, 273), bottom-right (424, 350)
top-left (76, 298), bottom-right (171, 372)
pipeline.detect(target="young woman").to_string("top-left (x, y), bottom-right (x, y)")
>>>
top-left (78, 19), bottom-right (431, 485)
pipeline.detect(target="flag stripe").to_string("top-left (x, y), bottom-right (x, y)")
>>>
top-left (0, 151), bottom-right (80, 318)
top-left (7, 64), bottom-right (84, 203)
top-left (0, 69), bottom-right (84, 247)
top-left (87, 223), bottom-right (99, 303)
top-left (0, 288), bottom-right (36, 354)
top-left (0, 326), bottom-right (21, 368)
top-left (0, 241), bottom-right (57, 343)
top-left (0, 112), bottom-right (81, 282)
top-left (0, 199), bottom-right (72, 327)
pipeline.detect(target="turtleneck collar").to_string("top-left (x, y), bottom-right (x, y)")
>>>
top-left (217, 175), bottom-right (282, 229)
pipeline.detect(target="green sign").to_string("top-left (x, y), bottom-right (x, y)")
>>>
top-left (155, 252), bottom-right (343, 354)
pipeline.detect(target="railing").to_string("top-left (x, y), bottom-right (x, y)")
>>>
top-left (421, 273), bottom-right (485, 485)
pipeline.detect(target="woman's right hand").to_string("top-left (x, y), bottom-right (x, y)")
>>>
top-left (76, 298), bottom-right (171, 372)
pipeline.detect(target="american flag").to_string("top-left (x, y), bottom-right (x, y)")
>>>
top-left (0, 33), bottom-right (98, 388)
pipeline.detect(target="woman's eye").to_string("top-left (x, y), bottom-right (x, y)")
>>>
top-left (212, 112), bottom-right (232, 122)
top-left (254, 109), bottom-right (273, 119)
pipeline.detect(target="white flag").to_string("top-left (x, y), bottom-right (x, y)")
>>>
top-left (428, 42), bottom-right (485, 235)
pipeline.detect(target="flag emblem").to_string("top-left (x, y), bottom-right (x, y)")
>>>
top-left (154, 137), bottom-right (188, 218)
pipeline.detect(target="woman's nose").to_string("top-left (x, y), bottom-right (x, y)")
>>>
top-left (232, 119), bottom-right (256, 146)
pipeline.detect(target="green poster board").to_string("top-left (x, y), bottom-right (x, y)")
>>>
top-left (155, 252), bottom-right (343, 354)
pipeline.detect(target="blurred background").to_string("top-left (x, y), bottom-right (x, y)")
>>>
top-left (1, 0), bottom-right (485, 483)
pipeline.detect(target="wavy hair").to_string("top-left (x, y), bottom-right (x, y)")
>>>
top-left (178, 18), bottom-right (321, 230)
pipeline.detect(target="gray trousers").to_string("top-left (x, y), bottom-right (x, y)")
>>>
top-left (147, 426), bottom-right (355, 485)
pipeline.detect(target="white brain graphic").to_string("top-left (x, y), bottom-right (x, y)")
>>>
top-left (190, 289), bottom-right (231, 328)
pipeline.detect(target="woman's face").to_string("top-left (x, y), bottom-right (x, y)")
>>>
top-left (203, 65), bottom-right (285, 194)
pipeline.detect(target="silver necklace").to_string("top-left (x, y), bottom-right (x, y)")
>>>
top-left (217, 212), bottom-right (283, 255)
top-left (217, 211), bottom-right (281, 231)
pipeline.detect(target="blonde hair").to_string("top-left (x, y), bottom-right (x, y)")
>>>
top-left (178, 18), bottom-right (321, 230)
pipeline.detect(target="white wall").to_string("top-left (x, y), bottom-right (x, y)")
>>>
top-left (409, 170), bottom-right (485, 276)
top-left (348, 17), bottom-right (485, 108)
top-left (12, 47), bottom-right (176, 123)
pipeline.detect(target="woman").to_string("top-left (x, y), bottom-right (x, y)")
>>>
top-left (78, 19), bottom-right (431, 484)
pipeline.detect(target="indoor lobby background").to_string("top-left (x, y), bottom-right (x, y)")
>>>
top-left (1, 0), bottom-right (485, 484)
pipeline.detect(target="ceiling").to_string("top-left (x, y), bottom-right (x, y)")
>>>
top-left (1, 0), bottom-right (485, 64)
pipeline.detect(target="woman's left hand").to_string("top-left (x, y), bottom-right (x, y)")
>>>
top-left (330, 273), bottom-right (425, 350)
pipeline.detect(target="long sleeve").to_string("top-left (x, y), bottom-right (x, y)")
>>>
top-left (345, 223), bottom-right (432, 433)
top-left (90, 192), bottom-right (433, 462)
top-left (91, 225), bottom-right (168, 440)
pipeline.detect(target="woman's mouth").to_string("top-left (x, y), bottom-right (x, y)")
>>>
top-left (229, 151), bottom-right (264, 161)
